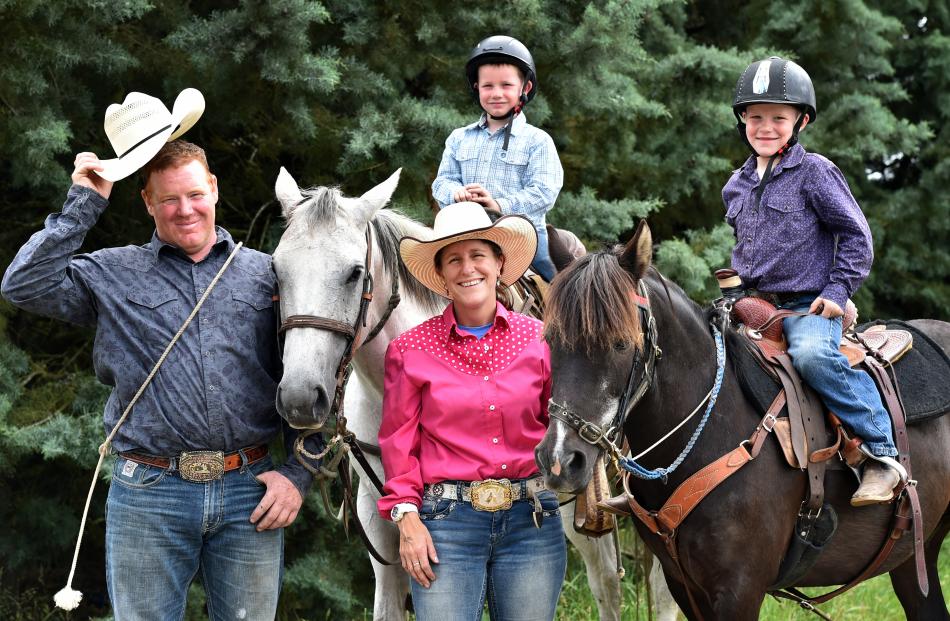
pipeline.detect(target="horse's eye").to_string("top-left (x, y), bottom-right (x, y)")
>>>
top-left (347, 266), bottom-right (364, 284)
top-left (614, 341), bottom-right (630, 352)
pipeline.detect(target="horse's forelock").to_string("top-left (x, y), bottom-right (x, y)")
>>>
top-left (369, 210), bottom-right (444, 316)
top-left (284, 186), bottom-right (344, 231)
top-left (543, 250), bottom-right (643, 354)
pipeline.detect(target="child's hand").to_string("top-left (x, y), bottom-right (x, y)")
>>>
top-left (809, 297), bottom-right (843, 318)
top-left (453, 188), bottom-right (473, 203)
top-left (465, 184), bottom-right (501, 215)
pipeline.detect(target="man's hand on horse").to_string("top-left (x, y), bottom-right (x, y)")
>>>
top-left (809, 297), bottom-right (844, 319)
top-left (72, 152), bottom-right (114, 200)
top-left (397, 513), bottom-right (439, 588)
top-left (249, 471), bottom-right (303, 531)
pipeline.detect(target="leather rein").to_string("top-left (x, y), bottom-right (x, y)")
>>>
top-left (276, 224), bottom-right (401, 565)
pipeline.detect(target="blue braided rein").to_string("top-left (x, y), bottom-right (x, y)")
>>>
top-left (618, 325), bottom-right (726, 482)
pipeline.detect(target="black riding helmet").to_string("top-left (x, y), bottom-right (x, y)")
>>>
top-left (733, 56), bottom-right (816, 156)
top-left (465, 35), bottom-right (538, 108)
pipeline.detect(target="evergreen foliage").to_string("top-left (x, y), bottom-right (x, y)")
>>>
top-left (0, 0), bottom-right (946, 618)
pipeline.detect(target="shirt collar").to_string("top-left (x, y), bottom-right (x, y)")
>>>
top-left (471, 111), bottom-right (528, 136)
top-left (441, 301), bottom-right (511, 340)
top-left (149, 226), bottom-right (234, 262)
top-left (740, 142), bottom-right (806, 180)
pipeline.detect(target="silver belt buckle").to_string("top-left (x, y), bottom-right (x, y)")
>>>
top-left (470, 478), bottom-right (513, 512)
top-left (178, 450), bottom-right (225, 482)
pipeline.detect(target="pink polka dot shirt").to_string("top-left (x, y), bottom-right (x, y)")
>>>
top-left (377, 301), bottom-right (551, 517)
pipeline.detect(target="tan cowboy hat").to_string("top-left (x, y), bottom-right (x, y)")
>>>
top-left (399, 202), bottom-right (537, 297)
top-left (97, 88), bottom-right (205, 182)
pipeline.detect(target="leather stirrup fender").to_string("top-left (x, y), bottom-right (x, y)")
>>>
top-left (597, 493), bottom-right (635, 517)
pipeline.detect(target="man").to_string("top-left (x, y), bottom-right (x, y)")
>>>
top-left (2, 90), bottom-right (313, 620)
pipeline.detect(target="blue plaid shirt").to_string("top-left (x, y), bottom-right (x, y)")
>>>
top-left (432, 113), bottom-right (563, 267)
top-left (1, 185), bottom-right (316, 494)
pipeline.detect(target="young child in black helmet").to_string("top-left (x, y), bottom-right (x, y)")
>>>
top-left (431, 35), bottom-right (563, 282)
top-left (722, 56), bottom-right (902, 506)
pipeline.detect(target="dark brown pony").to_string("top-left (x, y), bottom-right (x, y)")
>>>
top-left (535, 221), bottom-right (950, 620)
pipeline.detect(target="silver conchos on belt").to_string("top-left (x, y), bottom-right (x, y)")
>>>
top-left (470, 478), bottom-right (513, 511)
top-left (178, 450), bottom-right (225, 482)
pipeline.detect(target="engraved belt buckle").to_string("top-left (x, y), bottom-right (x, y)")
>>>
top-left (178, 451), bottom-right (225, 482)
top-left (470, 478), bottom-right (513, 512)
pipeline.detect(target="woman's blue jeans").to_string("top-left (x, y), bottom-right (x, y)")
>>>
top-left (411, 490), bottom-right (567, 621)
top-left (782, 299), bottom-right (897, 457)
top-left (105, 453), bottom-right (283, 620)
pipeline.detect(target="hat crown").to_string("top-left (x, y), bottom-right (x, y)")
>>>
top-left (432, 202), bottom-right (494, 238)
top-left (103, 93), bottom-right (174, 157)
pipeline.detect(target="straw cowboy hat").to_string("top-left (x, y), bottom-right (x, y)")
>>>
top-left (97, 88), bottom-right (205, 182)
top-left (399, 202), bottom-right (537, 297)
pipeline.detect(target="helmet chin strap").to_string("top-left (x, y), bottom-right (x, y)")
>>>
top-left (488, 89), bottom-right (528, 152)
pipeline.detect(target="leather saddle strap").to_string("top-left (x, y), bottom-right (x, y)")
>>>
top-left (864, 359), bottom-right (929, 596)
top-left (774, 354), bottom-right (827, 510)
top-left (773, 355), bottom-right (808, 471)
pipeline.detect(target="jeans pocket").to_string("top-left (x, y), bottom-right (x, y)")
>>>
top-left (111, 457), bottom-right (169, 489)
top-left (241, 455), bottom-right (273, 488)
top-left (420, 498), bottom-right (456, 521)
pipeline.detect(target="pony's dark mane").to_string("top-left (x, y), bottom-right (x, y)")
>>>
top-left (544, 248), bottom-right (643, 353)
top-left (291, 185), bottom-right (444, 316)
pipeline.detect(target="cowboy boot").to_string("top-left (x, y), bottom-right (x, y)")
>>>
top-left (850, 461), bottom-right (901, 507)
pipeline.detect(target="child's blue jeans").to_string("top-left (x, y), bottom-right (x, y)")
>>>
top-left (531, 226), bottom-right (556, 282)
top-left (782, 297), bottom-right (898, 457)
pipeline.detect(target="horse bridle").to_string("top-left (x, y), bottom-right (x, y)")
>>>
top-left (548, 280), bottom-right (661, 461)
top-left (276, 226), bottom-right (401, 428)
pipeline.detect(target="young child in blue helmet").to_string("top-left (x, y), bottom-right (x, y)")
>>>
top-left (722, 56), bottom-right (903, 506)
top-left (431, 35), bottom-right (563, 282)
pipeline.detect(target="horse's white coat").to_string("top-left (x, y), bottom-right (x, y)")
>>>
top-left (273, 169), bottom-right (677, 621)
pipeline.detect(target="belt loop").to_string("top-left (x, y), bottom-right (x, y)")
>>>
top-left (456, 482), bottom-right (464, 502)
top-left (169, 456), bottom-right (178, 472)
top-left (520, 479), bottom-right (527, 500)
top-left (238, 447), bottom-right (250, 472)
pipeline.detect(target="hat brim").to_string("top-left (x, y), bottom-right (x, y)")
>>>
top-left (97, 88), bottom-right (206, 182)
top-left (399, 215), bottom-right (538, 298)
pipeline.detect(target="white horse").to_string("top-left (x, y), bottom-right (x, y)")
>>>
top-left (272, 168), bottom-right (677, 621)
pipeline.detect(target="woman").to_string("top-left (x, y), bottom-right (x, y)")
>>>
top-left (377, 202), bottom-right (566, 620)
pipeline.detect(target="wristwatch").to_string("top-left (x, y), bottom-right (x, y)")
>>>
top-left (390, 503), bottom-right (419, 523)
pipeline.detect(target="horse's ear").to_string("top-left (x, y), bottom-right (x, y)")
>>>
top-left (619, 220), bottom-right (652, 281)
top-left (275, 167), bottom-right (305, 217)
top-left (354, 168), bottom-right (401, 222)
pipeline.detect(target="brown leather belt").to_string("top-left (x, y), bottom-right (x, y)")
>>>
top-left (756, 290), bottom-right (820, 306)
top-left (120, 445), bottom-right (268, 482)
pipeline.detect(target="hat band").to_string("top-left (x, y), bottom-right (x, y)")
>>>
top-left (118, 123), bottom-right (172, 159)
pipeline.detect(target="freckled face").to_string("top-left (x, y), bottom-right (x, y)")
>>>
top-left (743, 103), bottom-right (808, 156)
top-left (141, 159), bottom-right (218, 261)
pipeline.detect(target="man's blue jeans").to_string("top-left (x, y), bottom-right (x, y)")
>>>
top-left (782, 299), bottom-right (897, 457)
top-left (106, 453), bottom-right (283, 620)
top-left (411, 489), bottom-right (567, 621)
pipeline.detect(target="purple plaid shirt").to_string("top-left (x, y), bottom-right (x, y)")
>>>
top-left (722, 144), bottom-right (873, 309)
top-left (1, 185), bottom-right (316, 494)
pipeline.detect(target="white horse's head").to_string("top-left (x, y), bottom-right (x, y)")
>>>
top-left (272, 168), bottom-right (402, 428)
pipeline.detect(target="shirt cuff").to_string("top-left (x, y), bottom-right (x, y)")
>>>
top-left (819, 283), bottom-right (849, 311)
top-left (495, 197), bottom-right (511, 214)
top-left (65, 184), bottom-right (109, 227)
top-left (275, 461), bottom-right (314, 498)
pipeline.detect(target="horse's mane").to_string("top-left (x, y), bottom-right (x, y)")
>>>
top-left (544, 248), bottom-right (644, 354)
top-left (291, 185), bottom-right (444, 316)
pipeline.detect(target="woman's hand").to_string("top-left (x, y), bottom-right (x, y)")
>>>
top-left (397, 513), bottom-right (439, 588)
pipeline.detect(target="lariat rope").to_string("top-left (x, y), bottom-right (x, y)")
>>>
top-left (54, 242), bottom-right (243, 611)
top-left (618, 326), bottom-right (726, 481)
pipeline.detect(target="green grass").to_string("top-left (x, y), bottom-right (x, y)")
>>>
top-left (555, 532), bottom-right (950, 620)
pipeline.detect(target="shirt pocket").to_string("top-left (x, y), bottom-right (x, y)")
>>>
top-left (126, 287), bottom-right (181, 352)
top-left (764, 196), bottom-right (816, 243)
top-left (231, 286), bottom-right (278, 351)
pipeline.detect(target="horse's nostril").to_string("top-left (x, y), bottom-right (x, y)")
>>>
top-left (562, 450), bottom-right (587, 476)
